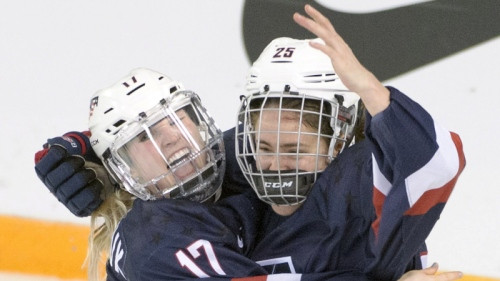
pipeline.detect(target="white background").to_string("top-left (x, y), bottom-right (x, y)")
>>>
top-left (0, 0), bottom-right (499, 278)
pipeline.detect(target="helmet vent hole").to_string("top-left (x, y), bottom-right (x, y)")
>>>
top-left (104, 108), bottom-right (114, 114)
top-left (126, 83), bottom-right (145, 96)
top-left (303, 73), bottom-right (324, 83)
top-left (303, 72), bottom-right (338, 83)
top-left (169, 86), bottom-right (178, 93)
top-left (113, 119), bottom-right (126, 128)
top-left (158, 76), bottom-right (164, 80)
top-left (325, 73), bottom-right (337, 82)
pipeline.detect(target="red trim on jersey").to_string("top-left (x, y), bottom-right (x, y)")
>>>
top-left (405, 132), bottom-right (465, 216)
top-left (371, 186), bottom-right (386, 237)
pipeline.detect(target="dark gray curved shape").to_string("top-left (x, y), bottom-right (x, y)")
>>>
top-left (242, 0), bottom-right (500, 81)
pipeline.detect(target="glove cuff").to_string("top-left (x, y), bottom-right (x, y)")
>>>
top-left (65, 131), bottom-right (101, 163)
top-left (63, 131), bottom-right (91, 155)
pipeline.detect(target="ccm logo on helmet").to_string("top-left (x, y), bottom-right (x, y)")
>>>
top-left (264, 181), bottom-right (293, 188)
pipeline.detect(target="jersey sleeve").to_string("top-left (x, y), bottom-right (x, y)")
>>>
top-left (365, 87), bottom-right (466, 280)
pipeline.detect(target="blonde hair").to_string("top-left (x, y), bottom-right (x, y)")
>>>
top-left (81, 162), bottom-right (135, 281)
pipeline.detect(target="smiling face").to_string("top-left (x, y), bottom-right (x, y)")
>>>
top-left (119, 108), bottom-right (207, 197)
top-left (254, 108), bottom-right (330, 215)
top-left (255, 109), bottom-right (330, 173)
top-left (244, 97), bottom-right (334, 216)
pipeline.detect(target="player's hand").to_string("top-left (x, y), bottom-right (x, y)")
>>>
top-left (34, 131), bottom-right (105, 217)
top-left (399, 263), bottom-right (463, 281)
top-left (293, 4), bottom-right (390, 116)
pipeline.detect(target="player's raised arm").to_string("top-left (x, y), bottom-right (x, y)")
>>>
top-left (293, 4), bottom-right (466, 281)
top-left (293, 4), bottom-right (389, 116)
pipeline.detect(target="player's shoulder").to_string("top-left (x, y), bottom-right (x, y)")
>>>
top-left (336, 140), bottom-right (371, 163)
top-left (121, 198), bottom-right (248, 245)
top-left (122, 199), bottom-right (216, 231)
top-left (109, 200), bottom-right (222, 279)
top-left (306, 140), bottom-right (374, 213)
top-left (320, 140), bottom-right (372, 183)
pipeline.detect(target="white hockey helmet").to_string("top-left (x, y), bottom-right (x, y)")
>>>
top-left (88, 68), bottom-right (224, 202)
top-left (236, 37), bottom-right (360, 206)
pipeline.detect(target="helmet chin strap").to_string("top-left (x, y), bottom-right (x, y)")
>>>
top-left (250, 169), bottom-right (318, 205)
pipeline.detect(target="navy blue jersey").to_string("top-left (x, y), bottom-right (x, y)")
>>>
top-left (106, 87), bottom-right (465, 281)
top-left (106, 128), bottom-right (374, 281)
top-left (106, 190), bottom-right (269, 280)
top-left (246, 87), bottom-right (465, 281)
top-left (176, 272), bottom-right (373, 281)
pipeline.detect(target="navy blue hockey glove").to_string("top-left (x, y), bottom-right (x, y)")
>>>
top-left (34, 131), bottom-right (104, 217)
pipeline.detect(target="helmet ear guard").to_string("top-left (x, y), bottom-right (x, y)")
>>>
top-left (327, 94), bottom-right (360, 160)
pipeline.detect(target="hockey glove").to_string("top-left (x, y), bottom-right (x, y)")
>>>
top-left (34, 131), bottom-right (104, 217)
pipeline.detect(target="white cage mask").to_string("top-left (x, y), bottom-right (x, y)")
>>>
top-left (236, 89), bottom-right (356, 206)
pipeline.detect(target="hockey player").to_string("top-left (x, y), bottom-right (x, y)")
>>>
top-left (75, 68), bottom-right (272, 280)
top-left (231, 5), bottom-right (465, 281)
top-left (34, 68), bottom-right (269, 280)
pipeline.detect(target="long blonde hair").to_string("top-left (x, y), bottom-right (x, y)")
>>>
top-left (83, 162), bottom-right (135, 281)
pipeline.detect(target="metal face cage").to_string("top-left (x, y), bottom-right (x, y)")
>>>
top-left (236, 91), bottom-right (354, 206)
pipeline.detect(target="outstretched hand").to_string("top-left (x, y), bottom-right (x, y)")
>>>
top-left (293, 4), bottom-right (390, 116)
top-left (399, 263), bottom-right (463, 281)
